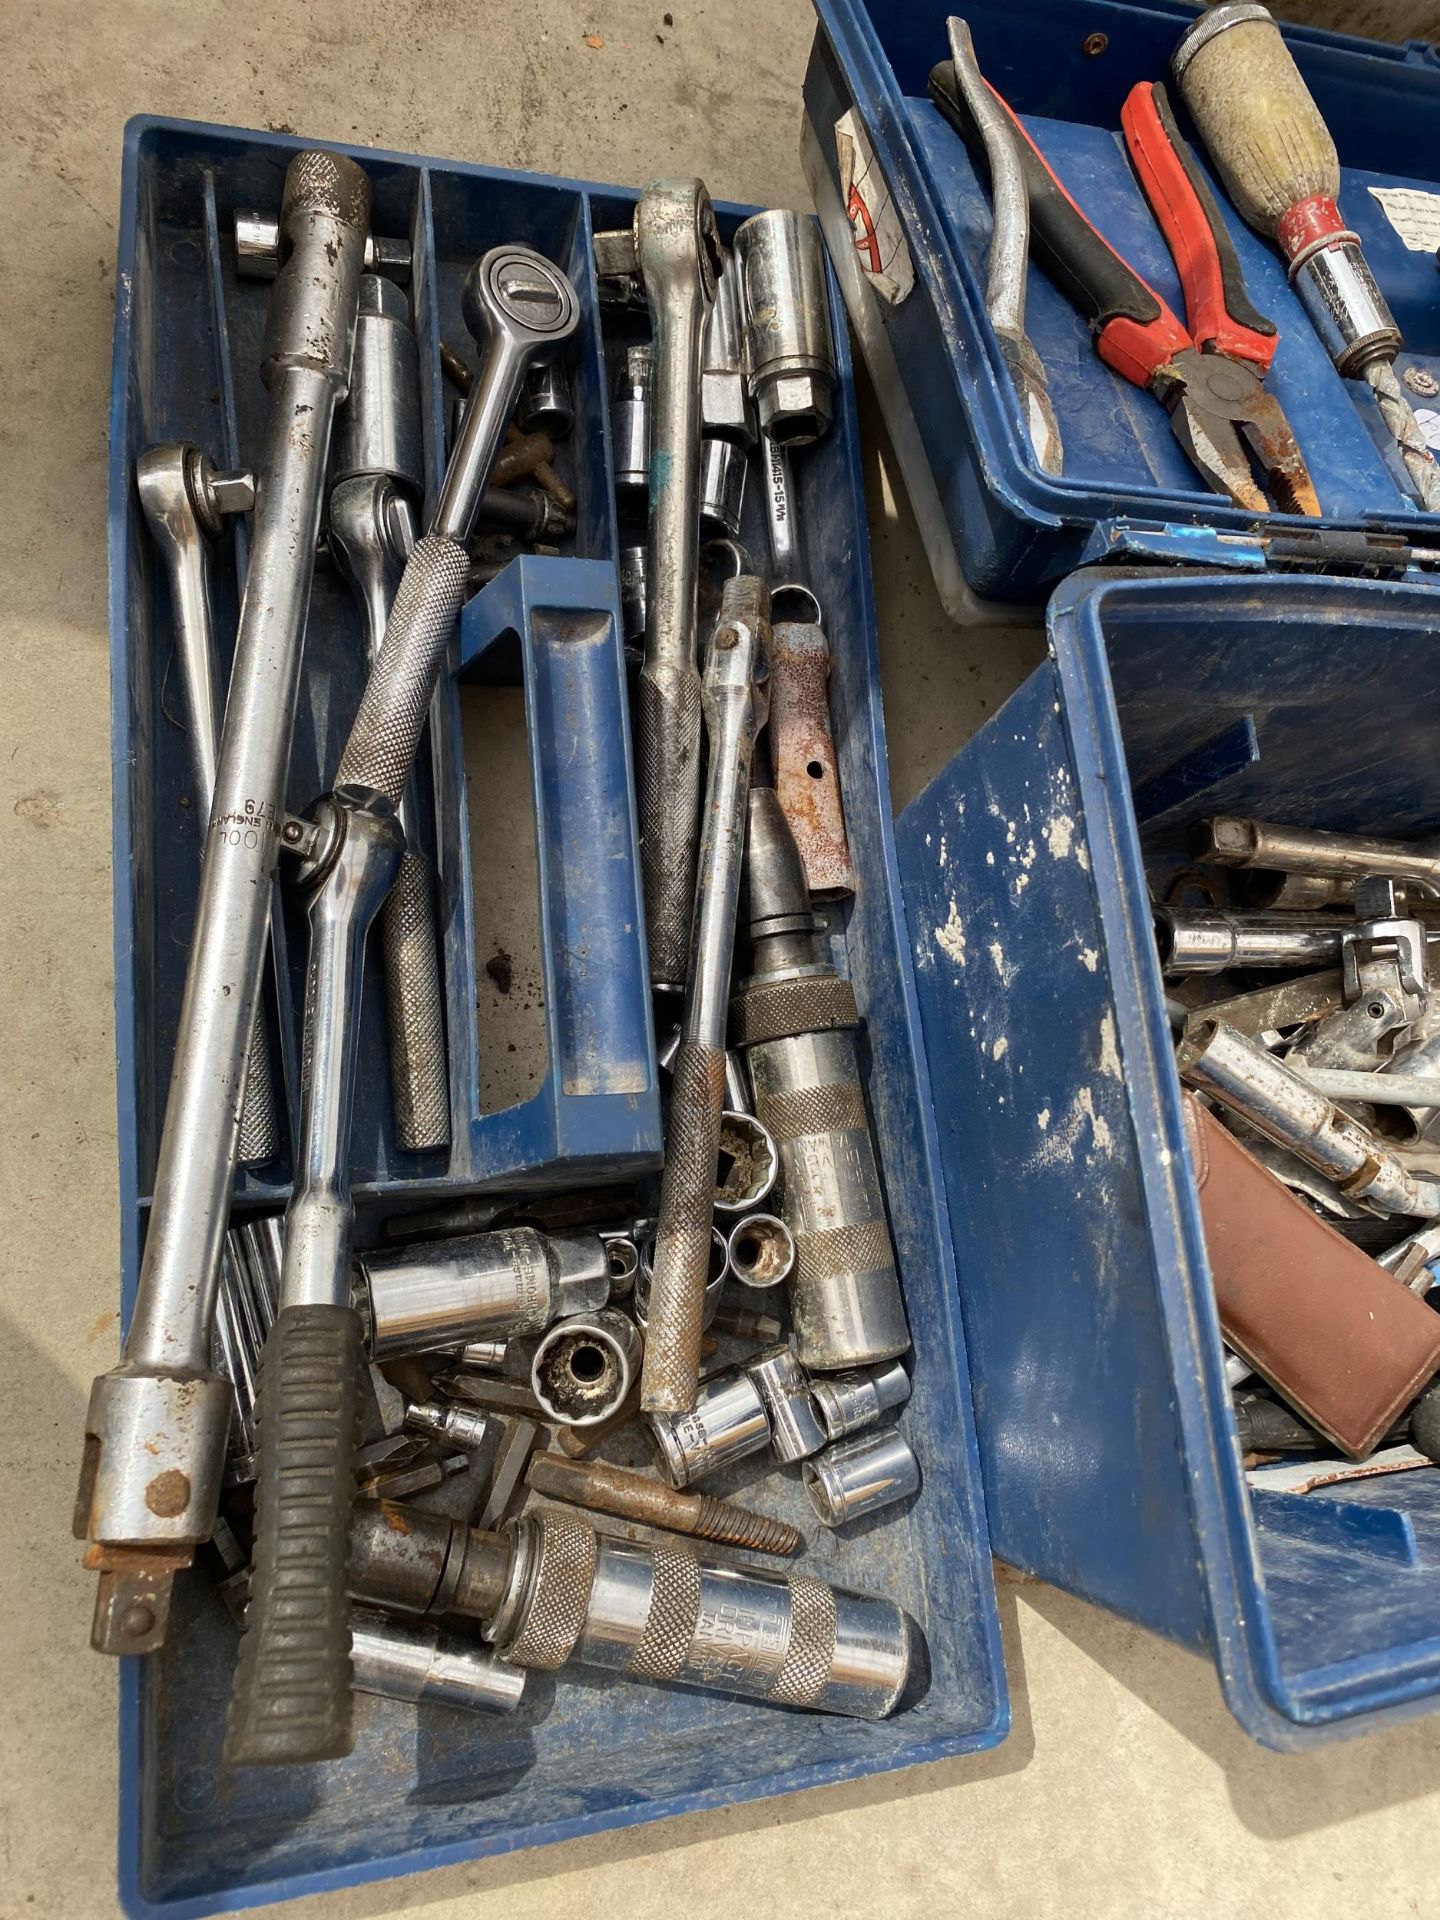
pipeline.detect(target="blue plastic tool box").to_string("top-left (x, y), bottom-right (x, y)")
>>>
top-left (897, 570), bottom-right (1440, 1748)
top-left (108, 118), bottom-right (1006, 1914)
top-left (805, 0), bottom-right (1440, 1747)
top-left (802, 0), bottom-right (1440, 605)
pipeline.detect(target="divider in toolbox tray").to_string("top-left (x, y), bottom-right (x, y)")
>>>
top-left (110, 121), bottom-right (1007, 1916)
top-left (805, 0), bottom-right (1440, 598)
top-left (114, 129), bottom-right (660, 1248)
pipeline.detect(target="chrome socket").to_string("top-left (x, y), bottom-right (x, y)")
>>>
top-left (350, 1611), bottom-right (526, 1714)
top-left (810, 1359), bottom-right (912, 1443)
top-left (611, 342), bottom-right (652, 495)
top-left (648, 1368), bottom-right (771, 1487)
top-left (733, 209), bottom-right (836, 446)
top-left (359, 1227), bottom-right (610, 1358)
top-left (725, 1213), bottom-right (795, 1289)
top-left (714, 1109), bottom-right (778, 1215)
top-left (803, 1428), bottom-right (921, 1528)
top-left (746, 1343), bottom-right (827, 1463)
top-left (531, 1308), bottom-right (643, 1426)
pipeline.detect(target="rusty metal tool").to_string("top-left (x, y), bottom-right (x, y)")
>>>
top-left (768, 586), bottom-right (857, 898)
top-left (525, 1449), bottom-right (803, 1554)
top-left (642, 576), bottom-right (769, 1415)
top-left (79, 151), bottom-right (371, 1664)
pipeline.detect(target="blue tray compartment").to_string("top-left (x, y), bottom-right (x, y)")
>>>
top-left (109, 119), bottom-right (1007, 1914)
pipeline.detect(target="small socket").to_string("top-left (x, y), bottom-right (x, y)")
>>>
top-left (531, 1309), bottom-right (642, 1426)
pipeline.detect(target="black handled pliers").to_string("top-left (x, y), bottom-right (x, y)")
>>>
top-left (930, 62), bottom-right (1321, 516)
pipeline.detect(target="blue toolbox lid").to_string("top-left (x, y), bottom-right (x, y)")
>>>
top-left (804, 0), bottom-right (1440, 602)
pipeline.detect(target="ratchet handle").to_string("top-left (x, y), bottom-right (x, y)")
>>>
top-left (378, 851), bottom-right (451, 1151)
top-left (637, 661), bottom-right (704, 992)
top-left (1120, 81), bottom-right (1277, 371)
top-left (335, 535), bottom-right (471, 806)
top-left (928, 61), bottom-right (1191, 386)
top-left (641, 1039), bottom-right (727, 1414)
top-left (224, 1303), bottom-right (364, 1765)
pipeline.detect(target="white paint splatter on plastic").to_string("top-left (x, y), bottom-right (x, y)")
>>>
top-left (1098, 1012), bottom-right (1122, 1080)
top-left (988, 940), bottom-right (1017, 987)
top-left (1045, 814), bottom-right (1074, 860)
top-left (935, 901), bottom-right (967, 967)
top-left (1079, 948), bottom-right (1098, 972)
top-left (1028, 1084), bottom-right (1115, 1169)
top-left (992, 1037), bottom-right (1008, 1061)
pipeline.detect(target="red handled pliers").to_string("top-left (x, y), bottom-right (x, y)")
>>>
top-left (929, 65), bottom-right (1321, 516)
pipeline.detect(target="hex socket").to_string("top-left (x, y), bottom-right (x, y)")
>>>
top-left (733, 209), bottom-right (836, 446)
top-left (359, 1227), bottom-right (610, 1357)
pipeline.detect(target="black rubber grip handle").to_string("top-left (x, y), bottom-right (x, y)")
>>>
top-left (928, 60), bottom-right (1166, 334)
top-left (1413, 1380), bottom-right (1440, 1464)
top-left (224, 1303), bottom-right (364, 1766)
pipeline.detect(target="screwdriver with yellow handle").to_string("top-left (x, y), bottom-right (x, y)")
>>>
top-left (1172, 1), bottom-right (1440, 512)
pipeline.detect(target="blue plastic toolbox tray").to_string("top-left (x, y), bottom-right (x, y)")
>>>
top-left (802, 0), bottom-right (1440, 603)
top-left (109, 117), bottom-right (1007, 1914)
top-left (897, 566), bottom-right (1440, 1748)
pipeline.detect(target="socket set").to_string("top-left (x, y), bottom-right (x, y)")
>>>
top-left (100, 121), bottom-right (1003, 1916)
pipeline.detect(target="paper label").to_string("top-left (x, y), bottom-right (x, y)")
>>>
top-left (1246, 1443), bottom-right (1429, 1495)
top-left (1369, 185), bottom-right (1440, 253)
top-left (1413, 406), bottom-right (1440, 452)
top-left (834, 107), bottom-right (915, 306)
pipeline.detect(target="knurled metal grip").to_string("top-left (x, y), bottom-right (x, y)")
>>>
top-left (491, 1511), bottom-right (597, 1670)
top-left (642, 1040), bottom-right (728, 1413)
top-left (263, 151), bottom-right (370, 385)
top-left (637, 668), bottom-right (704, 989)
top-left (629, 1544), bottom-right (703, 1680)
top-left (760, 1080), bottom-right (869, 1141)
top-left (496, 1512), bottom-right (915, 1718)
top-left (335, 536), bottom-right (471, 805)
top-left (378, 851), bottom-right (450, 1151)
top-left (225, 1304), bottom-right (364, 1765)
top-left (769, 1575), bottom-right (840, 1708)
top-left (731, 974), bottom-right (858, 1047)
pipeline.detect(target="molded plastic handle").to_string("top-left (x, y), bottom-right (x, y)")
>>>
top-left (928, 60), bottom-right (1191, 388)
top-left (456, 557), bottom-right (658, 1170)
top-left (1120, 81), bottom-right (1277, 372)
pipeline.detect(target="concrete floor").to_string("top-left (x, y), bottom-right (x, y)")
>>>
top-left (4, 1), bottom-right (1440, 1914)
